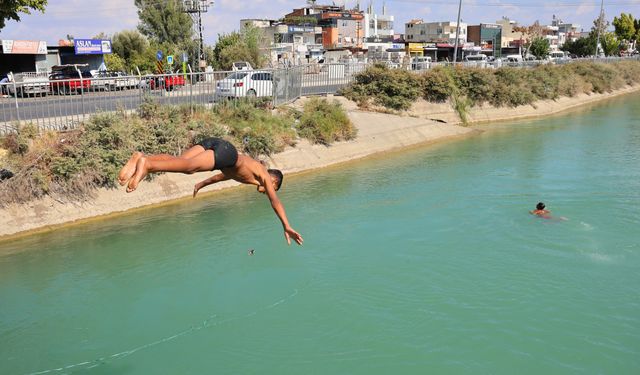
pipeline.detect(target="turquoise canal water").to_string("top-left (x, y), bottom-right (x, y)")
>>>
top-left (1, 94), bottom-right (639, 374)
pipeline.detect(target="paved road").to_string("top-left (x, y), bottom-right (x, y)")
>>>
top-left (0, 72), bottom-right (356, 131)
top-left (0, 87), bottom-right (216, 123)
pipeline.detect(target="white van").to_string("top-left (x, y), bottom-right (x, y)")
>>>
top-left (463, 54), bottom-right (488, 67)
top-left (549, 51), bottom-right (569, 62)
top-left (411, 56), bottom-right (432, 71)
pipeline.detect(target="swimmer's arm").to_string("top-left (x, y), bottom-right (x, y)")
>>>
top-left (193, 173), bottom-right (229, 197)
top-left (264, 178), bottom-right (303, 246)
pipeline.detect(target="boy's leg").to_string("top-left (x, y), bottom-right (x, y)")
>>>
top-left (126, 150), bottom-right (215, 192)
top-left (118, 152), bottom-right (143, 185)
top-left (118, 146), bottom-right (206, 185)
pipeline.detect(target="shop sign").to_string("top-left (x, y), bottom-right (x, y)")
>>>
top-left (1, 40), bottom-right (47, 54)
top-left (74, 39), bottom-right (112, 55)
top-left (288, 25), bottom-right (315, 33)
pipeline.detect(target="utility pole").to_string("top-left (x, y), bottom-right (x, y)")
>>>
top-left (452, 0), bottom-right (463, 63)
top-left (183, 1), bottom-right (213, 71)
top-left (594, 0), bottom-right (604, 57)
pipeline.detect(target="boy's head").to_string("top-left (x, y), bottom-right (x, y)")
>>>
top-left (536, 202), bottom-right (545, 210)
top-left (268, 169), bottom-right (284, 191)
top-left (258, 169), bottom-right (284, 193)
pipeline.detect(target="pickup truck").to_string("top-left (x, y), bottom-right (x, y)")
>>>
top-left (49, 65), bottom-right (92, 95)
top-left (6, 72), bottom-right (50, 97)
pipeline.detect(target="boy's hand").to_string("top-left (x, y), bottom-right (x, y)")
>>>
top-left (284, 226), bottom-right (303, 246)
top-left (193, 183), bottom-right (202, 198)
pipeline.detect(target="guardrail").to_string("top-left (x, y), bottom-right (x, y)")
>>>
top-left (1, 56), bottom-right (637, 135)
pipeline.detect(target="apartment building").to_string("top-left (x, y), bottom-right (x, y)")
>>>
top-left (285, 4), bottom-right (364, 49)
top-left (467, 23), bottom-right (502, 57)
top-left (240, 19), bottom-right (323, 64)
top-left (496, 17), bottom-right (521, 48)
top-left (405, 20), bottom-right (467, 45)
top-left (551, 15), bottom-right (581, 46)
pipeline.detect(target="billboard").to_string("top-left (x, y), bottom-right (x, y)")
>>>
top-left (1, 40), bottom-right (47, 54)
top-left (74, 39), bottom-right (112, 55)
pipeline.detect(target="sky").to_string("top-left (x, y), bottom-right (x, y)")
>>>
top-left (0, 0), bottom-right (638, 46)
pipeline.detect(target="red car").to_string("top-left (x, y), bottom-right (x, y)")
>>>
top-left (149, 73), bottom-right (186, 91)
top-left (49, 65), bottom-right (92, 95)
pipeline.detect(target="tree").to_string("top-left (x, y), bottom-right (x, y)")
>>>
top-left (529, 37), bottom-right (550, 59)
top-left (104, 53), bottom-right (127, 72)
top-left (513, 20), bottom-right (545, 55)
top-left (112, 30), bottom-right (149, 61)
top-left (601, 32), bottom-right (621, 56)
top-left (134, 0), bottom-right (192, 45)
top-left (213, 25), bottom-right (268, 70)
top-left (561, 36), bottom-right (596, 57)
top-left (0, 0), bottom-right (47, 30)
top-left (613, 13), bottom-right (636, 42)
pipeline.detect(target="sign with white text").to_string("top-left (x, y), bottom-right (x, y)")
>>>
top-left (1, 40), bottom-right (47, 54)
top-left (74, 39), bottom-right (112, 55)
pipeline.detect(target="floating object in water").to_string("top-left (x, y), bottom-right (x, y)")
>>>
top-left (248, 249), bottom-right (255, 256)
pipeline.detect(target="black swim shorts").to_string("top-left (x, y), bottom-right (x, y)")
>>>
top-left (196, 138), bottom-right (238, 170)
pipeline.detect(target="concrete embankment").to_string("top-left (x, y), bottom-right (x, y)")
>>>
top-left (1, 84), bottom-right (638, 240)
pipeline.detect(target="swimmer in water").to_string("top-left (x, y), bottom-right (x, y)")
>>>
top-left (530, 202), bottom-right (551, 217)
top-left (530, 202), bottom-right (567, 220)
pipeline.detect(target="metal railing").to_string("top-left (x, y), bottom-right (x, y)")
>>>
top-left (1, 56), bottom-right (638, 135)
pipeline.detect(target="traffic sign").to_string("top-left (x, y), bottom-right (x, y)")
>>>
top-left (182, 52), bottom-right (188, 62)
top-left (167, 55), bottom-right (174, 65)
top-left (156, 50), bottom-right (163, 61)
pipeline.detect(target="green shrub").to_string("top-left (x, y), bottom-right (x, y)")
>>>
top-left (341, 63), bottom-right (421, 111)
top-left (2, 123), bottom-right (38, 155)
top-left (297, 98), bottom-right (357, 145)
top-left (420, 67), bottom-right (452, 102)
top-left (451, 67), bottom-right (496, 106)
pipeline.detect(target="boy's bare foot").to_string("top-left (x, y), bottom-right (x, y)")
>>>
top-left (118, 152), bottom-right (143, 186)
top-left (126, 157), bottom-right (148, 193)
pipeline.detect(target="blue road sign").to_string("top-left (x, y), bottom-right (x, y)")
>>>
top-left (156, 50), bottom-right (163, 61)
top-left (167, 55), bottom-right (174, 65)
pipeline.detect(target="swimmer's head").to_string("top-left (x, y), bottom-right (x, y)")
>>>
top-left (257, 169), bottom-right (284, 193)
top-left (536, 202), bottom-right (545, 210)
top-left (268, 169), bottom-right (283, 191)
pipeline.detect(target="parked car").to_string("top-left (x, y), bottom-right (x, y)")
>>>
top-left (504, 54), bottom-right (524, 66)
top-left (111, 71), bottom-right (139, 90)
top-left (89, 70), bottom-right (115, 91)
top-left (6, 72), bottom-right (49, 97)
top-left (214, 70), bottom-right (273, 100)
top-left (549, 50), bottom-right (570, 63)
top-left (232, 61), bottom-right (253, 71)
top-left (463, 54), bottom-right (488, 67)
top-left (141, 73), bottom-right (185, 91)
top-left (49, 65), bottom-right (92, 95)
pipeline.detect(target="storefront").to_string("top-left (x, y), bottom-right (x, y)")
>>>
top-left (0, 40), bottom-right (56, 75)
top-left (59, 39), bottom-right (112, 71)
top-left (467, 24), bottom-right (502, 57)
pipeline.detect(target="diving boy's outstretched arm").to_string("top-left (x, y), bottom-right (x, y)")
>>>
top-left (263, 177), bottom-right (303, 246)
top-left (193, 173), bottom-right (230, 197)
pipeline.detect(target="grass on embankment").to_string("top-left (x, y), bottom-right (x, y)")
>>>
top-left (340, 60), bottom-right (640, 124)
top-left (0, 97), bottom-right (356, 206)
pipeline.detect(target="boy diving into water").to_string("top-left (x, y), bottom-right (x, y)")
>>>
top-left (118, 137), bottom-right (303, 245)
